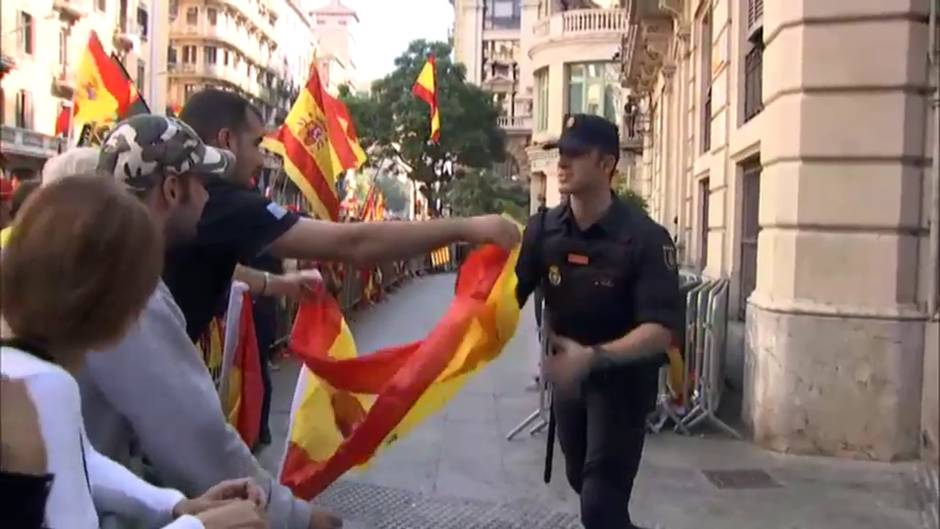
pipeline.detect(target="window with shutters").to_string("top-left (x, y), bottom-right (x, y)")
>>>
top-left (205, 46), bottom-right (218, 65)
top-left (168, 47), bottom-right (177, 65)
top-left (698, 177), bottom-right (710, 269)
top-left (738, 157), bottom-right (761, 318)
top-left (700, 9), bottom-right (712, 153)
top-left (59, 28), bottom-right (69, 69)
top-left (137, 61), bottom-right (145, 94)
top-left (19, 12), bottom-right (34, 55)
top-left (746, 0), bottom-right (763, 41)
top-left (186, 7), bottom-right (198, 26)
top-left (742, 0), bottom-right (764, 122)
top-left (208, 8), bottom-right (218, 26)
top-left (15, 90), bottom-right (32, 129)
top-left (138, 8), bottom-right (149, 41)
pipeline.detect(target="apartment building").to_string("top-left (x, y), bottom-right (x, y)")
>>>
top-left (167, 0), bottom-right (314, 124)
top-left (310, 0), bottom-right (359, 94)
top-left (1, 0), bottom-right (167, 176)
top-left (451, 0), bottom-right (537, 187)
top-left (621, 0), bottom-right (938, 464)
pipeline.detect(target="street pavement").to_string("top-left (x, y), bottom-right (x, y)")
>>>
top-left (258, 274), bottom-right (927, 529)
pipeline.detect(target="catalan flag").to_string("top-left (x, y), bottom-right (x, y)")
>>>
top-left (412, 55), bottom-right (440, 143)
top-left (263, 65), bottom-right (366, 221)
top-left (281, 241), bottom-right (521, 499)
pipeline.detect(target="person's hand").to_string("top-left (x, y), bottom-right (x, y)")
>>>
top-left (545, 335), bottom-right (593, 395)
top-left (195, 500), bottom-right (268, 529)
top-left (462, 215), bottom-right (521, 250)
top-left (174, 478), bottom-right (266, 518)
top-left (308, 509), bottom-right (343, 529)
top-left (268, 269), bottom-right (324, 301)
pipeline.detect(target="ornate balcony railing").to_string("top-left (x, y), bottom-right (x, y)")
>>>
top-left (497, 115), bottom-right (532, 131)
top-left (1, 126), bottom-right (64, 159)
top-left (532, 8), bottom-right (626, 43)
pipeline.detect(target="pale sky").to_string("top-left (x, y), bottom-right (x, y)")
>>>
top-left (310, 0), bottom-right (455, 88)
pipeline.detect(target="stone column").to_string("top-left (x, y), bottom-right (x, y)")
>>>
top-left (745, 0), bottom-right (932, 460)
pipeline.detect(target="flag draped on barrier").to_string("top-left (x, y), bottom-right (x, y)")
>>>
top-left (195, 283), bottom-right (264, 446)
top-left (218, 284), bottom-right (264, 447)
top-left (263, 65), bottom-right (366, 221)
top-left (281, 242), bottom-right (521, 499)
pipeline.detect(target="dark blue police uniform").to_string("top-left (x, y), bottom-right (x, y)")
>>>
top-left (515, 115), bottom-right (682, 529)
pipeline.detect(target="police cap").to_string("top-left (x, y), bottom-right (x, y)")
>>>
top-left (544, 114), bottom-right (619, 158)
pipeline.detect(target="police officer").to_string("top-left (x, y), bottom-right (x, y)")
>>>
top-left (516, 114), bottom-right (681, 529)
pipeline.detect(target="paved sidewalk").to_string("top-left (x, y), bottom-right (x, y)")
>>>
top-left (258, 274), bottom-right (926, 529)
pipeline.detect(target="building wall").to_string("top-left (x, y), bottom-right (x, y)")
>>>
top-left (627, 0), bottom-right (937, 462)
top-left (310, 0), bottom-right (358, 92)
top-left (167, 0), bottom-right (291, 118)
top-left (1, 0), bottom-right (164, 172)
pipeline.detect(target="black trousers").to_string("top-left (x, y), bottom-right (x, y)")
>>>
top-left (554, 376), bottom-right (649, 529)
top-left (253, 297), bottom-right (278, 440)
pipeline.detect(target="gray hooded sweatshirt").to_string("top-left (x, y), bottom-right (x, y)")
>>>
top-left (78, 280), bottom-right (312, 529)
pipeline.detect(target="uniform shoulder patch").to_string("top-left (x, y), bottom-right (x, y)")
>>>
top-left (266, 201), bottom-right (288, 220)
top-left (663, 244), bottom-right (678, 271)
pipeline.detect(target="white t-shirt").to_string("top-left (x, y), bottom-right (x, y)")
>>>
top-left (0, 346), bottom-right (203, 529)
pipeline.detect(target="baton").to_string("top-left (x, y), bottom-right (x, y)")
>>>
top-left (544, 396), bottom-right (555, 483)
top-left (539, 299), bottom-right (555, 484)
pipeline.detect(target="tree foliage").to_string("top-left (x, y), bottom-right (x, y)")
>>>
top-left (613, 174), bottom-right (648, 212)
top-left (374, 173), bottom-right (409, 214)
top-left (339, 40), bottom-right (506, 216)
top-left (447, 169), bottom-right (529, 223)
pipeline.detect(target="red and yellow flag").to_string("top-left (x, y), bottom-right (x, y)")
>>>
top-left (73, 31), bottom-right (136, 128)
top-left (281, 242), bottom-right (521, 499)
top-left (263, 65), bottom-right (366, 221)
top-left (56, 34), bottom-right (146, 138)
top-left (220, 289), bottom-right (264, 447)
top-left (412, 55), bottom-right (440, 143)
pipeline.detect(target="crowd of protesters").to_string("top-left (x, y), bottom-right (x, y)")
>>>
top-left (0, 89), bottom-right (520, 529)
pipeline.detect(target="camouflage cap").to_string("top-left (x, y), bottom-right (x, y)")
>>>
top-left (98, 115), bottom-right (234, 192)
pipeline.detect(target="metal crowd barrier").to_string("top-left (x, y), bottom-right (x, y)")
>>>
top-left (648, 274), bottom-right (740, 438)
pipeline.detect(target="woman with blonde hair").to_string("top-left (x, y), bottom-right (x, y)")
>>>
top-left (0, 175), bottom-right (267, 529)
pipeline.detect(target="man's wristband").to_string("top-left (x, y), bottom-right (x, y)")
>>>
top-left (261, 272), bottom-right (270, 296)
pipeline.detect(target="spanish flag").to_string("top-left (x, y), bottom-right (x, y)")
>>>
top-left (73, 32), bottom-right (136, 129)
top-left (55, 33), bottom-right (143, 139)
top-left (281, 242), bottom-right (521, 499)
top-left (219, 283), bottom-right (264, 447)
top-left (263, 66), bottom-right (366, 221)
top-left (412, 55), bottom-right (440, 143)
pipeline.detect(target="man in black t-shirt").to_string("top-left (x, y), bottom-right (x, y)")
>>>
top-left (168, 90), bottom-right (519, 344)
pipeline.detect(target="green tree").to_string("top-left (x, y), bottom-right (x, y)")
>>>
top-left (613, 175), bottom-right (648, 212)
top-left (447, 169), bottom-right (529, 223)
top-left (374, 173), bottom-right (409, 214)
top-left (339, 40), bottom-right (506, 216)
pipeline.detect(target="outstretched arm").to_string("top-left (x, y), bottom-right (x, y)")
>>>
top-left (268, 215), bottom-right (519, 266)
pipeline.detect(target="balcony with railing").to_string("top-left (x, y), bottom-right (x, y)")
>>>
top-left (531, 8), bottom-right (626, 47)
top-left (497, 115), bottom-right (532, 133)
top-left (51, 71), bottom-right (76, 99)
top-left (620, 0), bottom-right (683, 94)
top-left (1, 126), bottom-right (64, 159)
top-left (53, 0), bottom-right (85, 22)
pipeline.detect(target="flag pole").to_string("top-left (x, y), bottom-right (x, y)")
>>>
top-left (110, 52), bottom-right (151, 113)
top-left (148, 0), bottom-right (162, 115)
